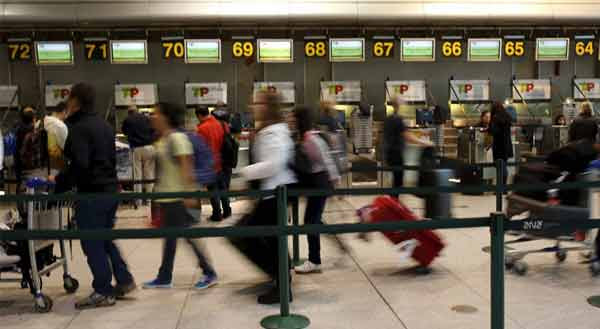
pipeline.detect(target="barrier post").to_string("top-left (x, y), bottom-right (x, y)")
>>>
top-left (490, 212), bottom-right (506, 329)
top-left (261, 186), bottom-right (310, 329)
top-left (291, 198), bottom-right (304, 266)
top-left (495, 159), bottom-right (505, 212)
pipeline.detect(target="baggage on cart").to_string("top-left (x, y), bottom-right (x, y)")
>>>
top-left (357, 196), bottom-right (445, 270)
top-left (0, 178), bottom-right (79, 313)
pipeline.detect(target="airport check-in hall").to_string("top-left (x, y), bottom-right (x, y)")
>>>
top-left (1, 1), bottom-right (600, 329)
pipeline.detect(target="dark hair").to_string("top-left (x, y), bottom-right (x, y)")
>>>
top-left (157, 102), bottom-right (185, 128)
top-left (195, 106), bottom-right (210, 118)
top-left (21, 106), bottom-right (35, 124)
top-left (53, 101), bottom-right (67, 113)
top-left (293, 105), bottom-right (316, 137)
top-left (212, 108), bottom-right (230, 122)
top-left (554, 114), bottom-right (566, 125)
top-left (69, 83), bottom-right (95, 112)
top-left (491, 102), bottom-right (512, 126)
top-left (480, 110), bottom-right (490, 120)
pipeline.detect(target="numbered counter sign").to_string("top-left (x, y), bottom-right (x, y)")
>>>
top-left (162, 40), bottom-right (185, 59)
top-left (305, 41), bottom-right (327, 57)
top-left (442, 41), bottom-right (463, 57)
top-left (232, 41), bottom-right (255, 58)
top-left (84, 40), bottom-right (109, 60)
top-left (8, 41), bottom-right (33, 62)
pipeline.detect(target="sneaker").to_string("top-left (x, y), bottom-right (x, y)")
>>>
top-left (75, 292), bottom-right (116, 310)
top-left (194, 275), bottom-right (218, 290)
top-left (142, 279), bottom-right (173, 289)
top-left (114, 281), bottom-right (137, 298)
top-left (294, 261), bottom-right (322, 274)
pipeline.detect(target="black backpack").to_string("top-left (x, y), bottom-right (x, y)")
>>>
top-left (221, 123), bottom-right (239, 169)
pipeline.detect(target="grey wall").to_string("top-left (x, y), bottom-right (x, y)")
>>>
top-left (0, 40), bottom-right (598, 123)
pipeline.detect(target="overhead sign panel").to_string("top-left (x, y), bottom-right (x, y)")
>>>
top-left (185, 39), bottom-right (221, 63)
top-left (253, 81), bottom-right (295, 104)
top-left (258, 39), bottom-right (293, 63)
top-left (0, 86), bottom-right (19, 107)
top-left (385, 81), bottom-right (427, 103)
top-left (115, 84), bottom-right (158, 106)
top-left (573, 78), bottom-right (600, 100)
top-left (512, 79), bottom-right (551, 101)
top-left (536, 38), bottom-right (569, 61)
top-left (450, 80), bottom-right (490, 102)
top-left (329, 38), bottom-right (365, 62)
top-left (185, 83), bottom-right (227, 105)
top-left (111, 40), bottom-right (148, 64)
top-left (45, 84), bottom-right (72, 107)
top-left (401, 39), bottom-right (435, 62)
top-left (35, 41), bottom-right (73, 65)
top-left (321, 81), bottom-right (361, 103)
top-left (468, 39), bottom-right (502, 62)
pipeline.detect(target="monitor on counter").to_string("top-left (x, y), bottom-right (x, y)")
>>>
top-left (401, 38), bottom-right (435, 62)
top-left (536, 38), bottom-right (569, 61)
top-left (111, 40), bottom-right (148, 64)
top-left (258, 39), bottom-right (293, 63)
top-left (329, 38), bottom-right (365, 62)
top-left (35, 41), bottom-right (74, 65)
top-left (468, 39), bottom-right (502, 62)
top-left (185, 39), bottom-right (221, 63)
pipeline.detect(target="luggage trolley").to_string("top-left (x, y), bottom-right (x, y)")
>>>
top-left (22, 178), bottom-right (78, 312)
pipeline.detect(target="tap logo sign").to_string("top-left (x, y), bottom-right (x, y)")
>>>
top-left (518, 83), bottom-right (536, 94)
top-left (193, 87), bottom-right (210, 97)
top-left (393, 85), bottom-right (410, 94)
top-left (122, 87), bottom-right (140, 98)
top-left (53, 88), bottom-right (70, 100)
top-left (328, 84), bottom-right (344, 95)
top-left (579, 82), bottom-right (596, 92)
top-left (259, 86), bottom-right (278, 93)
top-left (458, 84), bottom-right (473, 94)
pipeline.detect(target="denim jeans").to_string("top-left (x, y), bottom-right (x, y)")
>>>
top-left (157, 202), bottom-right (216, 283)
top-left (75, 198), bottom-right (134, 296)
top-left (304, 196), bottom-right (328, 265)
top-left (207, 171), bottom-right (232, 218)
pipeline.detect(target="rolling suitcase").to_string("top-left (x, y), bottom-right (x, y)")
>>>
top-left (358, 196), bottom-right (444, 267)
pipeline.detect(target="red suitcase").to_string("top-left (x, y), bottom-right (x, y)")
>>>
top-left (358, 196), bottom-right (445, 267)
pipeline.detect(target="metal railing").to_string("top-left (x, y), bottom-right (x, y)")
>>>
top-left (0, 160), bottom-right (599, 329)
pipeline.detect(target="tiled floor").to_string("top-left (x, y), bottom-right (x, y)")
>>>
top-left (1, 194), bottom-right (599, 329)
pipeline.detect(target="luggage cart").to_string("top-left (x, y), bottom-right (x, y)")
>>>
top-left (23, 178), bottom-right (79, 312)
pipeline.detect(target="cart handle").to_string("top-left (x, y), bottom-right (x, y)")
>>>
top-left (26, 177), bottom-right (55, 189)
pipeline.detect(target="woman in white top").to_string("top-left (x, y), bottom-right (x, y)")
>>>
top-left (239, 91), bottom-right (296, 305)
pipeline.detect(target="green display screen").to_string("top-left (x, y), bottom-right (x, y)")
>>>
top-left (401, 39), bottom-right (435, 61)
top-left (111, 40), bottom-right (147, 64)
top-left (536, 38), bottom-right (569, 61)
top-left (185, 39), bottom-right (221, 63)
top-left (35, 42), bottom-right (73, 65)
top-left (330, 38), bottom-right (365, 62)
top-left (258, 39), bottom-right (293, 63)
top-left (468, 39), bottom-right (502, 61)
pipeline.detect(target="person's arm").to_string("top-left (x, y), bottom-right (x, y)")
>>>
top-left (403, 130), bottom-right (433, 147)
top-left (240, 132), bottom-right (286, 181)
top-left (56, 121), bottom-right (68, 150)
top-left (121, 118), bottom-right (130, 136)
top-left (54, 129), bottom-right (89, 191)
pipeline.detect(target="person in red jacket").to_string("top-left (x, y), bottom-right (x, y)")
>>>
top-left (195, 106), bottom-right (231, 221)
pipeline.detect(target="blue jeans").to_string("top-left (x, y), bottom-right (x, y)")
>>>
top-left (75, 198), bottom-right (134, 296)
top-left (304, 196), bottom-right (328, 265)
top-left (207, 171), bottom-right (231, 218)
top-left (157, 202), bottom-right (216, 283)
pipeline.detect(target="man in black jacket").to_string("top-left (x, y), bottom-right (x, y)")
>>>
top-left (53, 83), bottom-right (135, 309)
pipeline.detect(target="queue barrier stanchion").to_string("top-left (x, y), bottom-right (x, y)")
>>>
top-left (261, 186), bottom-right (310, 329)
top-left (490, 212), bottom-right (506, 329)
top-left (291, 197), bottom-right (304, 267)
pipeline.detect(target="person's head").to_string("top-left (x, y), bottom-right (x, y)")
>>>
top-left (390, 95), bottom-right (406, 114)
top-left (127, 105), bottom-right (138, 115)
top-left (480, 110), bottom-right (491, 126)
top-left (555, 114), bottom-right (567, 126)
top-left (212, 108), bottom-right (230, 123)
top-left (21, 106), bottom-right (36, 125)
top-left (293, 105), bottom-right (316, 137)
top-left (152, 102), bottom-right (185, 134)
top-left (251, 91), bottom-right (283, 129)
top-left (490, 102), bottom-right (512, 125)
top-left (52, 101), bottom-right (68, 121)
top-left (320, 100), bottom-right (336, 116)
top-left (195, 106), bottom-right (210, 122)
top-left (67, 83), bottom-right (95, 116)
top-left (581, 103), bottom-right (593, 118)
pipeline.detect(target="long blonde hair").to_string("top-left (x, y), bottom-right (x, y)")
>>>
top-left (255, 91), bottom-right (283, 131)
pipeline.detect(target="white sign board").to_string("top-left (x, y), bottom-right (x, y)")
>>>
top-left (45, 84), bottom-right (72, 107)
top-left (573, 79), bottom-right (600, 100)
top-left (320, 81), bottom-right (361, 103)
top-left (253, 82), bottom-right (295, 104)
top-left (385, 80), bottom-right (426, 103)
top-left (114, 84), bottom-right (158, 106)
top-left (185, 83), bottom-right (227, 105)
top-left (449, 80), bottom-right (490, 102)
top-left (0, 86), bottom-right (19, 107)
top-left (512, 79), bottom-right (551, 101)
